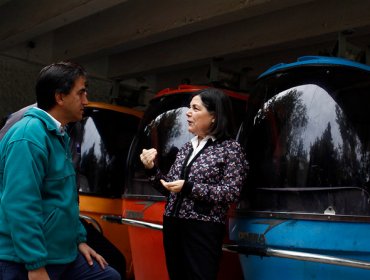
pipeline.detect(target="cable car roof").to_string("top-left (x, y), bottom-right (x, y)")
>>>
top-left (259, 56), bottom-right (370, 79)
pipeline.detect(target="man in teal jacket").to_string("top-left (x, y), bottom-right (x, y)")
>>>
top-left (0, 62), bottom-right (120, 279)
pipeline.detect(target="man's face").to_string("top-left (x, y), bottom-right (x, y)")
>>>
top-left (61, 76), bottom-right (88, 123)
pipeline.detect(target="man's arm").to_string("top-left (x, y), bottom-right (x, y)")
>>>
top-left (1, 140), bottom-right (48, 269)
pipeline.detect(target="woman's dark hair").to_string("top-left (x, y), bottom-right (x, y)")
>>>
top-left (194, 87), bottom-right (236, 139)
top-left (35, 61), bottom-right (87, 111)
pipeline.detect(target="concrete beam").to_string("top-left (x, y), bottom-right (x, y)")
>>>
top-left (0, 0), bottom-right (127, 50)
top-left (107, 0), bottom-right (370, 79)
top-left (0, 0), bottom-right (11, 6)
top-left (52, 0), bottom-right (314, 60)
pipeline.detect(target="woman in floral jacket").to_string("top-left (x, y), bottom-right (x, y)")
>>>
top-left (140, 88), bottom-right (248, 280)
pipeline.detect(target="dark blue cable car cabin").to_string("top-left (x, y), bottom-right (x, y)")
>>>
top-left (230, 56), bottom-right (370, 280)
top-left (238, 56), bottom-right (370, 218)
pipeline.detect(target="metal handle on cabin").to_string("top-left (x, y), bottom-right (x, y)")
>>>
top-left (79, 214), bottom-right (103, 234)
top-left (223, 244), bottom-right (370, 270)
top-left (102, 215), bottom-right (163, 231)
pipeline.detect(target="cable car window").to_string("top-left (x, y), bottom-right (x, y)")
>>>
top-left (69, 107), bottom-right (141, 198)
top-left (238, 67), bottom-right (370, 216)
top-left (125, 94), bottom-right (193, 199)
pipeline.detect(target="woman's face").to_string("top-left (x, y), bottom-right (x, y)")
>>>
top-left (186, 95), bottom-right (215, 139)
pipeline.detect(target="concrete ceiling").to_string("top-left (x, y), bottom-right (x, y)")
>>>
top-left (1, 0), bottom-right (370, 92)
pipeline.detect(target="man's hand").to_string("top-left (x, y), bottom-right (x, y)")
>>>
top-left (78, 242), bottom-right (108, 269)
top-left (28, 267), bottom-right (50, 280)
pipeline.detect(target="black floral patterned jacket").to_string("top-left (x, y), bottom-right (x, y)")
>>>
top-left (148, 138), bottom-right (249, 224)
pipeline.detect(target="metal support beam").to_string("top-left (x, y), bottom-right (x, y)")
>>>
top-left (0, 0), bottom-right (127, 51)
top-left (107, 0), bottom-right (370, 79)
top-left (53, 0), bottom-right (314, 60)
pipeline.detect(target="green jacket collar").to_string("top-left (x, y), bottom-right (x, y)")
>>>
top-left (24, 107), bottom-right (64, 137)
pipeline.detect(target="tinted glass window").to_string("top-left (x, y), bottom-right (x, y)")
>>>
top-left (238, 66), bottom-right (370, 216)
top-left (125, 94), bottom-right (193, 199)
top-left (69, 107), bottom-right (140, 198)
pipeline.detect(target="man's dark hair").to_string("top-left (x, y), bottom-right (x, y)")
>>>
top-left (194, 87), bottom-right (236, 139)
top-left (36, 61), bottom-right (87, 111)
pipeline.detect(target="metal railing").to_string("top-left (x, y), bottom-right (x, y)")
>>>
top-left (223, 244), bottom-right (370, 270)
top-left (79, 214), bottom-right (103, 234)
top-left (103, 215), bottom-right (370, 270)
top-left (102, 215), bottom-right (163, 231)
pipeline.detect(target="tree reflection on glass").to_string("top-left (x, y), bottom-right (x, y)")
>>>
top-left (145, 107), bottom-right (192, 173)
top-left (240, 77), bottom-right (370, 215)
top-left (251, 87), bottom-right (309, 188)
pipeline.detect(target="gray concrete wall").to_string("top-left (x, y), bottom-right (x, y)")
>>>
top-left (0, 55), bottom-right (113, 120)
top-left (0, 55), bottom-right (39, 119)
top-left (86, 77), bottom-right (113, 104)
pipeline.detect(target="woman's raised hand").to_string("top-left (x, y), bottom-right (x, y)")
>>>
top-left (140, 148), bottom-right (157, 169)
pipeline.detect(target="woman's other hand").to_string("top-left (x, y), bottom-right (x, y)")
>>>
top-left (160, 179), bottom-right (184, 193)
top-left (140, 148), bottom-right (157, 169)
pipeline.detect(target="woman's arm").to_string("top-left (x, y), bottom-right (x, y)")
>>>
top-left (186, 141), bottom-right (249, 204)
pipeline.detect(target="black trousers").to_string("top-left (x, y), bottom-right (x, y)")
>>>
top-left (163, 216), bottom-right (225, 280)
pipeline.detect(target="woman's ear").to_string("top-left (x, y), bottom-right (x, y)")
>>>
top-left (211, 113), bottom-right (216, 123)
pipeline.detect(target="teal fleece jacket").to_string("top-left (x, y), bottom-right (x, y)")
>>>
top-left (0, 108), bottom-right (86, 270)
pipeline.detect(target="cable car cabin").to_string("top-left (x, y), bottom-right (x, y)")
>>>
top-left (228, 56), bottom-right (370, 279)
top-left (122, 85), bottom-right (248, 280)
top-left (69, 102), bottom-right (143, 279)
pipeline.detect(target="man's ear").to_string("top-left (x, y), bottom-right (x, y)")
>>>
top-left (55, 92), bottom-right (64, 105)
